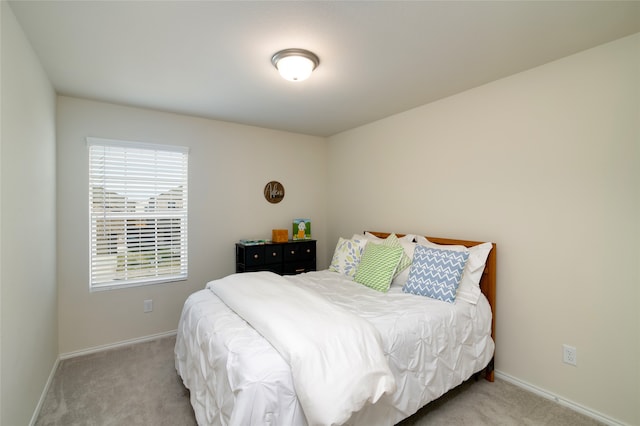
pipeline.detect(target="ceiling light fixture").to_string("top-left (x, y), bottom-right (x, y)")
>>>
top-left (271, 48), bottom-right (320, 82)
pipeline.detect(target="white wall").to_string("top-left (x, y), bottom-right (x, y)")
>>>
top-left (1, 2), bottom-right (58, 425)
top-left (56, 96), bottom-right (327, 354)
top-left (327, 34), bottom-right (639, 425)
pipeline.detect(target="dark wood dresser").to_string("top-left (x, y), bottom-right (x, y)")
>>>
top-left (235, 240), bottom-right (316, 275)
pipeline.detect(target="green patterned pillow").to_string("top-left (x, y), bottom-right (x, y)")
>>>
top-left (354, 243), bottom-right (403, 292)
top-left (381, 234), bottom-right (412, 277)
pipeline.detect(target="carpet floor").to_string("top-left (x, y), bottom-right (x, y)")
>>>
top-left (35, 336), bottom-right (603, 426)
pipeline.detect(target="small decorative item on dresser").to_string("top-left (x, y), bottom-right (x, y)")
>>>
top-left (239, 239), bottom-right (267, 246)
top-left (292, 218), bottom-right (311, 240)
top-left (272, 229), bottom-right (288, 243)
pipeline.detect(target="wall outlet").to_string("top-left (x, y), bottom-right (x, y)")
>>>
top-left (563, 344), bottom-right (577, 366)
top-left (143, 299), bottom-right (153, 313)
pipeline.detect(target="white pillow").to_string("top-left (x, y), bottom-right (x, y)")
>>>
top-left (415, 236), bottom-right (492, 304)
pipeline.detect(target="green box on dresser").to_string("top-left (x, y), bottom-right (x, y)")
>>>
top-left (235, 240), bottom-right (316, 275)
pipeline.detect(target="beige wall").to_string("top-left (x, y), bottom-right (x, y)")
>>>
top-left (327, 34), bottom-right (639, 425)
top-left (1, 2), bottom-right (58, 425)
top-left (56, 96), bottom-right (327, 354)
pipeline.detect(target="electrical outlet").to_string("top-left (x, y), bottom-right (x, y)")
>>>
top-left (563, 344), bottom-right (577, 366)
top-left (143, 299), bottom-right (153, 313)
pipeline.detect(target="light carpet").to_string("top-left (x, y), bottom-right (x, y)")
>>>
top-left (35, 336), bottom-right (603, 426)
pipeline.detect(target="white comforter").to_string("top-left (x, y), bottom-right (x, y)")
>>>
top-left (208, 272), bottom-right (396, 426)
top-left (175, 270), bottom-right (494, 426)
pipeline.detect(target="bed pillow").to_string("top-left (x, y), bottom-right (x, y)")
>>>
top-left (415, 236), bottom-right (492, 304)
top-left (403, 245), bottom-right (469, 303)
top-left (380, 234), bottom-right (412, 276)
top-left (329, 236), bottom-right (367, 278)
top-left (359, 233), bottom-right (415, 280)
top-left (354, 243), bottom-right (403, 292)
top-left (390, 238), bottom-right (417, 287)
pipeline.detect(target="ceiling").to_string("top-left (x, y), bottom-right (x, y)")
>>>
top-left (8, 1), bottom-right (640, 137)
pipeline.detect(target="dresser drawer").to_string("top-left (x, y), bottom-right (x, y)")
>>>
top-left (263, 245), bottom-right (283, 264)
top-left (243, 245), bottom-right (265, 266)
top-left (283, 260), bottom-right (316, 275)
top-left (283, 241), bottom-right (316, 262)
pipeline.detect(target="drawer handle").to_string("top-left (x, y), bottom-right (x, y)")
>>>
top-left (295, 268), bottom-right (305, 272)
top-left (272, 252), bottom-right (277, 257)
top-left (290, 250), bottom-right (295, 255)
top-left (253, 254), bottom-right (259, 259)
top-left (306, 249), bottom-right (311, 253)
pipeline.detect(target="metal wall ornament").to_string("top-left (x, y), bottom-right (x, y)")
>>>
top-left (264, 181), bottom-right (285, 204)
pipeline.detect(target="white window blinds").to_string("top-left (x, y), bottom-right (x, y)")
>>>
top-left (88, 138), bottom-right (189, 291)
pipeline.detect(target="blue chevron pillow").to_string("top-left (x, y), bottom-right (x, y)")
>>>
top-left (403, 245), bottom-right (469, 303)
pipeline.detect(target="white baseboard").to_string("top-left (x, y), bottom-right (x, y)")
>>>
top-left (495, 370), bottom-right (627, 426)
top-left (59, 329), bottom-right (177, 360)
top-left (29, 356), bottom-right (60, 426)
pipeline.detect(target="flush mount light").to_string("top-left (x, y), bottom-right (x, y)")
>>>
top-left (271, 48), bottom-right (320, 82)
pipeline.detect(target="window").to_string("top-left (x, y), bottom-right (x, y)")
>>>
top-left (88, 138), bottom-right (188, 291)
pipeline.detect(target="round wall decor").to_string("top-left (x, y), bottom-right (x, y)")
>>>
top-left (264, 181), bottom-right (285, 204)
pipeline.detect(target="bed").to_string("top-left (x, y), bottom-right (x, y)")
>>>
top-left (175, 231), bottom-right (496, 425)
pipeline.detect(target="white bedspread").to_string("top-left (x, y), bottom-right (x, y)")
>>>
top-left (208, 271), bottom-right (396, 426)
top-left (175, 270), bottom-right (494, 426)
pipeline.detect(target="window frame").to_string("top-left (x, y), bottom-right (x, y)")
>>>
top-left (87, 137), bottom-right (189, 292)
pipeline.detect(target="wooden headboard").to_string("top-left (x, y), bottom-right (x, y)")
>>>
top-left (367, 231), bottom-right (496, 381)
